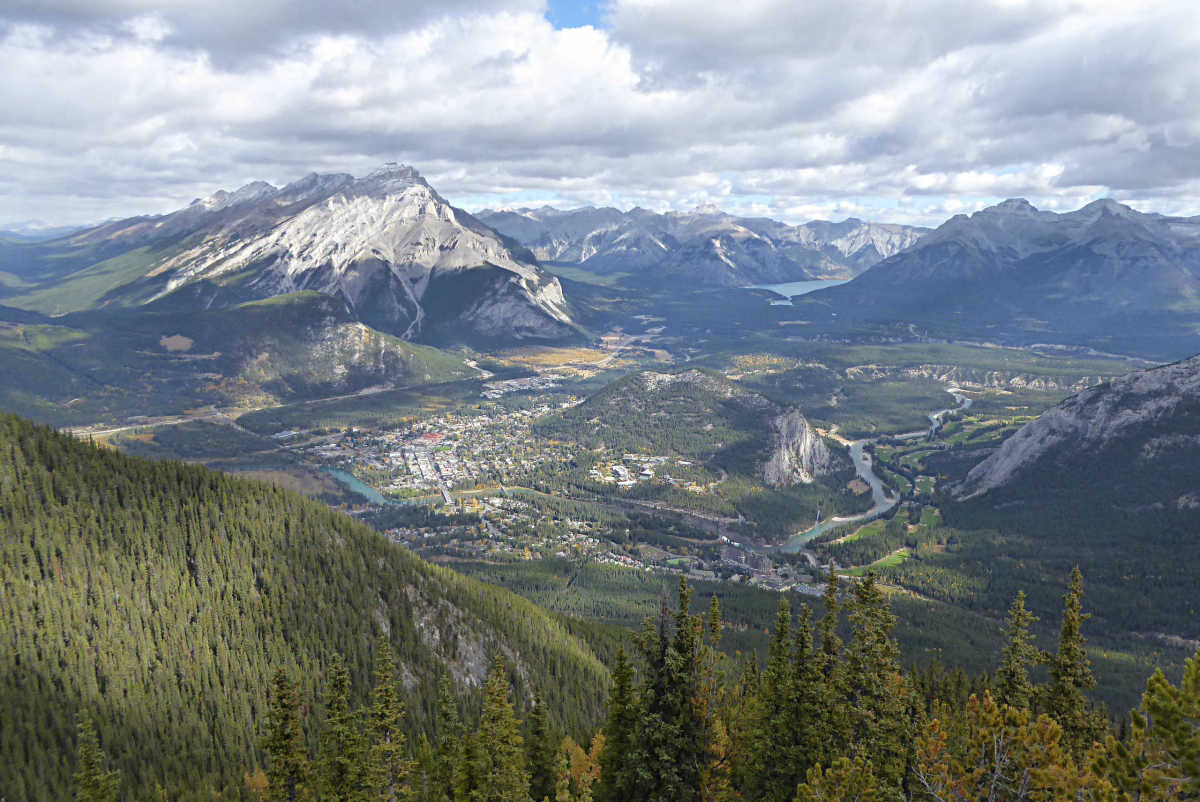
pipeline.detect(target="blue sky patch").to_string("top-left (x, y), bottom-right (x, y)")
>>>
top-left (545, 0), bottom-right (608, 29)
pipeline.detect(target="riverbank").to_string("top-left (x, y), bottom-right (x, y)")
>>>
top-left (777, 385), bottom-right (973, 553)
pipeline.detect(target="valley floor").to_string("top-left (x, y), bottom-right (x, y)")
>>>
top-left (86, 334), bottom-right (1191, 712)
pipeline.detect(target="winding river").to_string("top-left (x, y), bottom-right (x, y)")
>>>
top-left (777, 386), bottom-right (972, 553)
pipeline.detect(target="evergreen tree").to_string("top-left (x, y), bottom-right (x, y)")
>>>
top-left (1097, 645), bottom-right (1200, 798)
top-left (263, 669), bottom-right (309, 802)
top-left (672, 579), bottom-right (713, 801)
top-left (317, 654), bottom-right (366, 801)
top-left (456, 731), bottom-right (484, 802)
top-left (526, 696), bottom-right (558, 802)
top-left (742, 598), bottom-right (797, 802)
top-left (697, 594), bottom-right (730, 802)
top-left (365, 639), bottom-right (409, 801)
top-left (815, 569), bottom-right (848, 767)
top-left (840, 572), bottom-right (908, 792)
top-left (435, 674), bottom-right (465, 802)
top-left (74, 714), bottom-right (119, 802)
top-left (817, 570), bottom-right (843, 676)
top-left (995, 591), bottom-right (1038, 711)
top-left (594, 647), bottom-right (636, 802)
top-left (794, 754), bottom-right (878, 802)
top-left (620, 578), bottom-right (711, 802)
top-left (411, 734), bottom-right (437, 802)
top-left (472, 655), bottom-right (532, 802)
top-left (1040, 567), bottom-right (1107, 759)
top-left (790, 604), bottom-right (825, 785)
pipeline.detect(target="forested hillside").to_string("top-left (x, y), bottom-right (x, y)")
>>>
top-left (242, 573), bottom-right (1200, 802)
top-left (5, 411), bottom-right (1200, 801)
top-left (0, 414), bottom-right (608, 800)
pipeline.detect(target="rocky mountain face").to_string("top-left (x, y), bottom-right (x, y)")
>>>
top-left (477, 205), bottom-right (926, 287)
top-left (3, 165), bottom-right (576, 344)
top-left (762, 409), bottom-right (837, 487)
top-left (806, 198), bottom-right (1200, 358)
top-left (954, 354), bottom-right (1200, 506)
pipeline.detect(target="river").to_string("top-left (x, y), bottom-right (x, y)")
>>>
top-left (322, 386), bottom-right (972, 550)
top-left (321, 468), bottom-right (430, 506)
top-left (778, 439), bottom-right (897, 553)
top-left (777, 386), bottom-right (972, 553)
top-left (895, 387), bottom-right (974, 441)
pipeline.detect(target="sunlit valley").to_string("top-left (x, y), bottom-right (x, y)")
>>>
top-left (4, 2), bottom-right (1200, 800)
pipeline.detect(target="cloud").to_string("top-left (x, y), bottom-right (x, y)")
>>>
top-left (2, 0), bottom-right (545, 61)
top-left (1, 0), bottom-right (1199, 227)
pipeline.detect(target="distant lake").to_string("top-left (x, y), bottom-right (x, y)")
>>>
top-left (753, 279), bottom-right (848, 305)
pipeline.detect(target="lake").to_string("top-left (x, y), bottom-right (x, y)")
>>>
top-left (753, 279), bottom-right (848, 305)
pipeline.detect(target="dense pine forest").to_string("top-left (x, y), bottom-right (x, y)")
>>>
top-left (0, 414), bottom-right (608, 800)
top-left (228, 573), bottom-right (1200, 801)
top-left (4, 411), bottom-right (1200, 800)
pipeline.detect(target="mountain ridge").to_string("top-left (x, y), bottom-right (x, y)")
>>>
top-left (803, 197), bottom-right (1200, 358)
top-left (477, 205), bottom-right (928, 287)
top-left (954, 352), bottom-right (1200, 503)
top-left (0, 164), bottom-right (578, 346)
top-left (0, 411), bottom-right (610, 800)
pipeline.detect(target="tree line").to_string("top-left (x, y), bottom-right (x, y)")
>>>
top-left (78, 569), bottom-right (1198, 801)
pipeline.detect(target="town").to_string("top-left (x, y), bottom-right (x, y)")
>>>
top-left (289, 398), bottom-right (580, 497)
top-left (270, 390), bottom-right (829, 595)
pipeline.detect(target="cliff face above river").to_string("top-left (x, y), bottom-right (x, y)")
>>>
top-left (763, 409), bottom-right (838, 487)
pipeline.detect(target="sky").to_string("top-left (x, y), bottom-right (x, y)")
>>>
top-left (2, 0), bottom-right (1199, 229)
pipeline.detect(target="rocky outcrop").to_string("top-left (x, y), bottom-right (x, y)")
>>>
top-left (842, 362), bottom-right (1110, 393)
top-left (955, 354), bottom-right (1200, 499)
top-left (763, 409), bottom-right (837, 486)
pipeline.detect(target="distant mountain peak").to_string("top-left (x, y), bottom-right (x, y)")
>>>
top-left (351, 163), bottom-right (432, 198)
top-left (477, 204), bottom-right (927, 286)
top-left (194, 180), bottom-right (278, 212)
top-left (366, 162), bottom-right (423, 180)
top-left (1080, 197), bottom-right (1142, 220)
top-left (811, 196), bottom-right (1200, 356)
top-left (991, 198), bottom-right (1039, 214)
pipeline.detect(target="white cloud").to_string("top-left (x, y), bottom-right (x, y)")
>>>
top-left (1, 0), bottom-right (1199, 228)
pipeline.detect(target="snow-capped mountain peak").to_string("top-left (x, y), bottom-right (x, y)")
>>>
top-left (98, 165), bottom-right (576, 343)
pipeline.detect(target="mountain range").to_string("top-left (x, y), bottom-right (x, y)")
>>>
top-left (802, 198), bottom-right (1200, 358)
top-left (0, 165), bottom-right (576, 344)
top-left (477, 205), bottom-right (927, 287)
